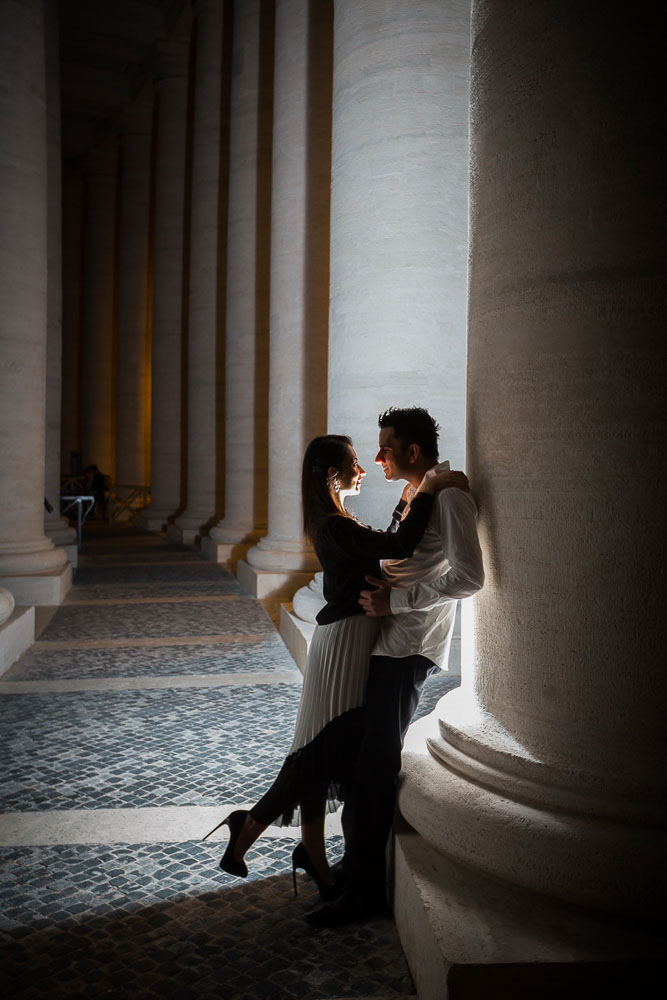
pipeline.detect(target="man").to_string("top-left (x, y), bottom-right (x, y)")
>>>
top-left (307, 406), bottom-right (484, 927)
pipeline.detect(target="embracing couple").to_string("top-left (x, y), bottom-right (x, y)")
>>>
top-left (204, 406), bottom-right (484, 927)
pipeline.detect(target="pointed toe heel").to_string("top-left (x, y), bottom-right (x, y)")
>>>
top-left (292, 842), bottom-right (339, 901)
top-left (203, 809), bottom-right (250, 879)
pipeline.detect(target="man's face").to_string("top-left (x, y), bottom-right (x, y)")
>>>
top-left (375, 427), bottom-right (412, 482)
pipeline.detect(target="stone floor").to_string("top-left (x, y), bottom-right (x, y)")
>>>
top-left (0, 523), bottom-right (460, 999)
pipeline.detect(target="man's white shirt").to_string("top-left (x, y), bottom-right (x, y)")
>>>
top-left (372, 461), bottom-right (484, 667)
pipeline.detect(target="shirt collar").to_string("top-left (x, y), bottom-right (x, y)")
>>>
top-left (405, 460), bottom-right (450, 502)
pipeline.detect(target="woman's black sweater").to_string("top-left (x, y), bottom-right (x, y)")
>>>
top-left (312, 492), bottom-right (434, 625)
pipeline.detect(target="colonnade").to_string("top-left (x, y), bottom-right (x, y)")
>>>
top-left (0, 0), bottom-right (664, 987)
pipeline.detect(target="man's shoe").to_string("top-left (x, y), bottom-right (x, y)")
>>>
top-left (304, 889), bottom-right (387, 928)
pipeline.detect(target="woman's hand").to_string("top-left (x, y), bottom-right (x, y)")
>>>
top-left (420, 470), bottom-right (469, 495)
top-left (400, 482), bottom-right (416, 504)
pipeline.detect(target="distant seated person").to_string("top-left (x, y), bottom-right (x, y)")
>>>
top-left (85, 464), bottom-right (109, 520)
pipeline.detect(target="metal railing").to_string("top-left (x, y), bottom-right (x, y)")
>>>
top-left (59, 478), bottom-right (151, 529)
top-left (108, 485), bottom-right (151, 522)
top-left (59, 495), bottom-right (95, 548)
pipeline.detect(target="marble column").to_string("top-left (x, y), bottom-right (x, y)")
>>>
top-left (286, 0), bottom-right (470, 659)
top-left (61, 167), bottom-right (84, 476)
top-left (241, 0), bottom-right (332, 601)
top-left (327, 0), bottom-right (470, 530)
top-left (397, 2), bottom-right (666, 976)
top-left (115, 86), bottom-right (154, 494)
top-left (0, 0), bottom-right (70, 606)
top-left (43, 0), bottom-right (77, 558)
top-left (203, 0), bottom-right (273, 565)
top-left (139, 41), bottom-right (191, 532)
top-left (169, 0), bottom-right (227, 545)
top-left (81, 139), bottom-right (118, 478)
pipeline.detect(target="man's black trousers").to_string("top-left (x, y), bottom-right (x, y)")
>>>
top-left (341, 652), bottom-right (433, 899)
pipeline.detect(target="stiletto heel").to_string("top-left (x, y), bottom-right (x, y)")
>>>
top-left (291, 842), bottom-right (339, 901)
top-left (202, 809), bottom-right (250, 878)
top-left (202, 817), bottom-right (227, 842)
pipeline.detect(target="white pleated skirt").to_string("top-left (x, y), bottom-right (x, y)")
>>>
top-left (290, 613), bottom-right (381, 754)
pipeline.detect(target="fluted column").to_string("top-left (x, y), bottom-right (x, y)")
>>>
top-left (115, 86), bottom-right (154, 493)
top-left (61, 167), bottom-right (84, 475)
top-left (203, 0), bottom-right (273, 564)
top-left (0, 0), bottom-right (70, 606)
top-left (399, 0), bottom-right (667, 924)
top-left (43, 0), bottom-right (76, 553)
top-left (241, 0), bottom-right (332, 597)
top-left (139, 40), bottom-right (191, 532)
top-left (81, 140), bottom-right (118, 477)
top-left (169, 0), bottom-right (227, 545)
top-left (327, 0), bottom-right (469, 529)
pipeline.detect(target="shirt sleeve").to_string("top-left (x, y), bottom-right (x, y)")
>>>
top-left (389, 490), bottom-right (484, 613)
top-left (328, 493), bottom-right (434, 560)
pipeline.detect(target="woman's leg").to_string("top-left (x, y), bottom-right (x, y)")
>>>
top-left (233, 755), bottom-right (301, 863)
top-left (230, 812), bottom-right (267, 862)
top-left (300, 811), bottom-right (335, 886)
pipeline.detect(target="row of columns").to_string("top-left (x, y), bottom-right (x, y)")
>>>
top-left (57, 0), bottom-right (470, 589)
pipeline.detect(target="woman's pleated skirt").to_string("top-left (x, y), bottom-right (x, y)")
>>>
top-left (250, 613), bottom-right (380, 827)
top-left (290, 613), bottom-right (380, 754)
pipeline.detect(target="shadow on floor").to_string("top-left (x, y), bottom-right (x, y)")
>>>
top-left (2, 866), bottom-right (413, 1000)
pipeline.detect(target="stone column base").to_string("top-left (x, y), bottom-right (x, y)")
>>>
top-left (279, 603), bottom-right (315, 674)
top-left (60, 543), bottom-right (78, 569)
top-left (393, 816), bottom-right (664, 1000)
top-left (137, 514), bottom-right (171, 533)
top-left (166, 524), bottom-right (200, 546)
top-left (236, 561), bottom-right (314, 601)
top-left (0, 606), bottom-right (35, 675)
top-left (0, 564), bottom-right (72, 606)
top-left (200, 537), bottom-right (252, 571)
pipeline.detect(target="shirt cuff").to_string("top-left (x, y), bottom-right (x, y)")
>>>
top-left (389, 587), bottom-right (410, 614)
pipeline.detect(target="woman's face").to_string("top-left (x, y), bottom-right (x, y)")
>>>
top-left (337, 447), bottom-right (366, 498)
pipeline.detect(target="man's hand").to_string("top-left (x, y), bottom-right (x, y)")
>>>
top-left (359, 575), bottom-right (392, 616)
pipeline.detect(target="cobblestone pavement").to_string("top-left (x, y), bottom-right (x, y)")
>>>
top-left (0, 524), bottom-right (459, 999)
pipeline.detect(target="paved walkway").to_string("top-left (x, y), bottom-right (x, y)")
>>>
top-left (0, 524), bottom-right (459, 999)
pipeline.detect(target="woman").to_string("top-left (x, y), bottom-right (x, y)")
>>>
top-left (203, 435), bottom-right (465, 898)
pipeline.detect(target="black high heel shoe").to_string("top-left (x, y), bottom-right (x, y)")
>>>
top-left (292, 842), bottom-right (339, 901)
top-left (202, 809), bottom-right (249, 878)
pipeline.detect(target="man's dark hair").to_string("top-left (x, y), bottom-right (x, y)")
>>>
top-left (378, 406), bottom-right (440, 460)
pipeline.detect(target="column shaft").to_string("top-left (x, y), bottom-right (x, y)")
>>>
top-left (61, 167), bottom-right (84, 475)
top-left (400, 0), bottom-right (667, 918)
top-left (244, 0), bottom-right (332, 581)
top-left (140, 42), bottom-right (191, 532)
top-left (44, 0), bottom-right (76, 551)
top-left (81, 141), bottom-right (118, 478)
top-left (205, 0), bottom-right (273, 560)
top-left (170, 0), bottom-right (228, 544)
top-left (328, 0), bottom-right (470, 529)
top-left (0, 0), bottom-right (69, 604)
top-left (116, 89), bottom-right (154, 490)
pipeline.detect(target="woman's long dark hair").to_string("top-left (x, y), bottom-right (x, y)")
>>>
top-left (302, 435), bottom-right (352, 542)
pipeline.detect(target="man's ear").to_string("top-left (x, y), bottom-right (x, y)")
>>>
top-left (407, 443), bottom-right (420, 464)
